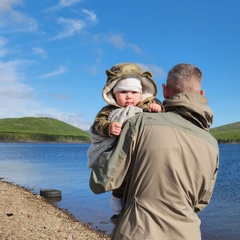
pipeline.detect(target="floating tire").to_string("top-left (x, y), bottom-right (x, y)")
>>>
top-left (40, 189), bottom-right (62, 198)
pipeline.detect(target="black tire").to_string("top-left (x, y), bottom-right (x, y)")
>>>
top-left (40, 189), bottom-right (62, 198)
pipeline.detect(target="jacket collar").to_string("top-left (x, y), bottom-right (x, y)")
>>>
top-left (163, 93), bottom-right (213, 130)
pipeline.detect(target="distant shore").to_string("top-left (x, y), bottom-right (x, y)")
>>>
top-left (0, 180), bottom-right (110, 240)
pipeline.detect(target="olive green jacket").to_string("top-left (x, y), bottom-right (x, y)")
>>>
top-left (90, 93), bottom-right (219, 240)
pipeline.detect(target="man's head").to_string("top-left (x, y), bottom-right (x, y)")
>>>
top-left (162, 63), bottom-right (204, 99)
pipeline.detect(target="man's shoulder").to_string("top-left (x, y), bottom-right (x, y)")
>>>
top-left (127, 112), bottom-right (218, 149)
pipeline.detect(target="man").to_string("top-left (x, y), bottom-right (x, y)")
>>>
top-left (90, 63), bottom-right (219, 240)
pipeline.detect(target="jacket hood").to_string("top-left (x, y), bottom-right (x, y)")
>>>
top-left (163, 93), bottom-right (213, 130)
top-left (102, 62), bottom-right (158, 106)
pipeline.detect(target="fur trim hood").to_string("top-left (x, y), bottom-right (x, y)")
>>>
top-left (102, 62), bottom-right (158, 106)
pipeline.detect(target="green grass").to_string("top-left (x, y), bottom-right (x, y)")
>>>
top-left (210, 122), bottom-right (240, 143)
top-left (0, 117), bottom-right (90, 143)
top-left (0, 117), bottom-right (239, 143)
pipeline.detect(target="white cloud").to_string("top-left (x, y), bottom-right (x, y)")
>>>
top-left (0, 60), bottom-right (34, 102)
top-left (45, 0), bottom-right (83, 12)
top-left (137, 63), bottom-right (166, 80)
top-left (82, 9), bottom-right (97, 23)
top-left (56, 113), bottom-right (91, 130)
top-left (0, 60), bottom-right (89, 130)
top-left (105, 34), bottom-right (143, 54)
top-left (0, 84), bottom-right (33, 100)
top-left (0, 60), bottom-right (23, 82)
top-left (0, 0), bottom-right (22, 11)
top-left (0, 37), bottom-right (9, 57)
top-left (0, 60), bottom-right (35, 116)
top-left (0, 0), bottom-right (38, 32)
top-left (127, 43), bottom-right (142, 54)
top-left (106, 34), bottom-right (125, 49)
top-left (59, 0), bottom-right (82, 7)
top-left (0, 30), bottom-right (89, 130)
top-left (50, 17), bottom-right (86, 40)
top-left (90, 48), bottom-right (104, 75)
top-left (32, 47), bottom-right (48, 59)
top-left (39, 66), bottom-right (69, 78)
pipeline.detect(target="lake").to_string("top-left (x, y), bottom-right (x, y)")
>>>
top-left (0, 143), bottom-right (239, 239)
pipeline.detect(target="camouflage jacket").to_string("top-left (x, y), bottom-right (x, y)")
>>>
top-left (93, 97), bottom-right (163, 137)
top-left (92, 62), bottom-right (164, 137)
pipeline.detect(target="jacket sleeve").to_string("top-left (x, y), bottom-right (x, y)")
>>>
top-left (194, 157), bottom-right (219, 213)
top-left (93, 106), bottom-right (113, 137)
top-left (89, 120), bottom-right (136, 194)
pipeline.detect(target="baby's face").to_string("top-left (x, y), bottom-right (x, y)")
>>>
top-left (115, 91), bottom-right (141, 107)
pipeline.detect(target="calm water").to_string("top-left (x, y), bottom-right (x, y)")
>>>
top-left (0, 143), bottom-right (239, 239)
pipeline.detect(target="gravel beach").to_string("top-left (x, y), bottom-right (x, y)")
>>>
top-left (0, 180), bottom-right (111, 240)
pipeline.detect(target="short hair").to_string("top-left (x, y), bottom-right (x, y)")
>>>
top-left (166, 63), bottom-right (202, 94)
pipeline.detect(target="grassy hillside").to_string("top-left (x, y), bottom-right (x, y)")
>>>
top-left (210, 122), bottom-right (240, 143)
top-left (0, 117), bottom-right (90, 143)
top-left (0, 117), bottom-right (238, 143)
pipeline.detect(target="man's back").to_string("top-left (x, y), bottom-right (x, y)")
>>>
top-left (111, 109), bottom-right (218, 240)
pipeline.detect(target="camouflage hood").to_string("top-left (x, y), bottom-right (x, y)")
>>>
top-left (102, 62), bottom-right (158, 106)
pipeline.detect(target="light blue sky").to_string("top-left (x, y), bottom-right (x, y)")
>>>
top-left (0, 0), bottom-right (239, 130)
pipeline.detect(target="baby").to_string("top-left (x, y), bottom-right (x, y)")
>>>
top-left (88, 62), bottom-right (163, 217)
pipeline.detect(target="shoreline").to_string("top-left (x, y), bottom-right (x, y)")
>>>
top-left (0, 180), bottom-right (110, 240)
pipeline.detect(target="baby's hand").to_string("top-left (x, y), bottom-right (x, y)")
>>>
top-left (109, 122), bottom-right (122, 136)
top-left (149, 103), bottom-right (162, 113)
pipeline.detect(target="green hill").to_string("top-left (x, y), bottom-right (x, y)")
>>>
top-left (0, 117), bottom-right (90, 143)
top-left (210, 122), bottom-right (240, 143)
top-left (0, 117), bottom-right (238, 143)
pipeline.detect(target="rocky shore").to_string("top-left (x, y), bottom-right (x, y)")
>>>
top-left (0, 180), bottom-right (110, 240)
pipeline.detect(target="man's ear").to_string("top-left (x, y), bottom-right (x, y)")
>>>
top-left (200, 90), bottom-right (205, 96)
top-left (162, 84), bottom-right (169, 99)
